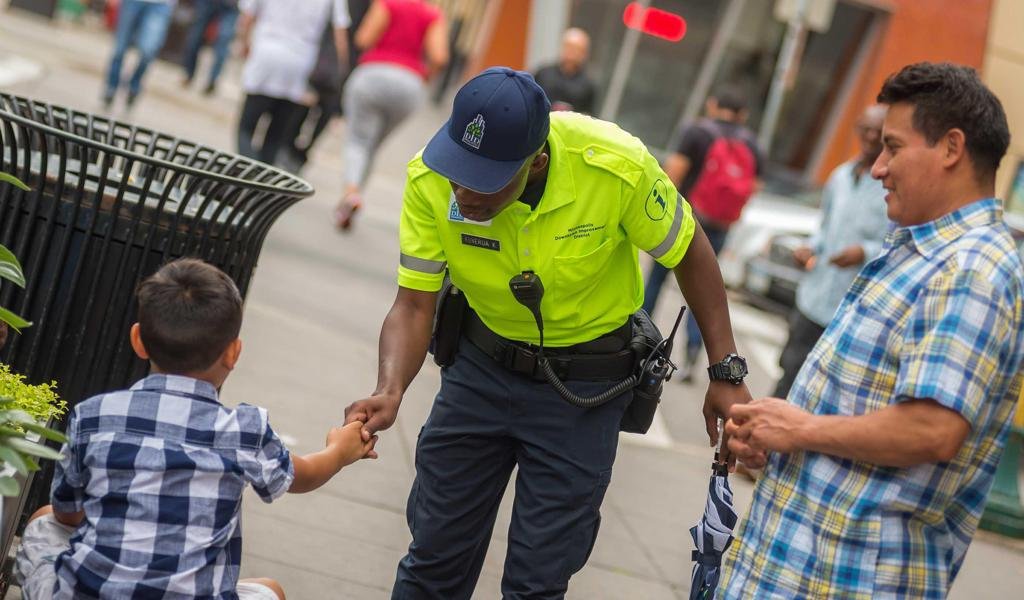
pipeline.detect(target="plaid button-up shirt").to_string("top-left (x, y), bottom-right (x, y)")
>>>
top-left (720, 199), bottom-right (1024, 599)
top-left (51, 374), bottom-right (294, 599)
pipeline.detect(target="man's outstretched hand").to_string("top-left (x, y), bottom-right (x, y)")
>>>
top-left (344, 393), bottom-right (402, 458)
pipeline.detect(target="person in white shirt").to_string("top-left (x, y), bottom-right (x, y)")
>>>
top-left (236, 0), bottom-right (350, 165)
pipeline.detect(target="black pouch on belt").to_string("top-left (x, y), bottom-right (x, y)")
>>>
top-left (619, 309), bottom-right (667, 434)
top-left (430, 278), bottom-right (467, 367)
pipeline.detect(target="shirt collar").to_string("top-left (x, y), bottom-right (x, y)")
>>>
top-left (886, 197), bottom-right (1002, 258)
top-left (533, 126), bottom-right (576, 216)
top-left (130, 373), bottom-right (221, 404)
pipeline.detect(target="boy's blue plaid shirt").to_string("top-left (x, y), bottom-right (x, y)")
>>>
top-left (50, 374), bottom-right (294, 599)
top-left (720, 198), bottom-right (1024, 599)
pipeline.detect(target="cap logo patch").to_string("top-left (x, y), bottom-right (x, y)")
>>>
top-left (462, 114), bottom-right (486, 149)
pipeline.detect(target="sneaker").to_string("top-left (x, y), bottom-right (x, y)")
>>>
top-left (101, 91), bottom-right (114, 110)
top-left (126, 91), bottom-right (139, 109)
top-left (334, 197), bottom-right (362, 231)
top-left (203, 83), bottom-right (216, 96)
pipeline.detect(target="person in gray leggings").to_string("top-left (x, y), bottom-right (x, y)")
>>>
top-left (334, 0), bottom-right (448, 230)
top-left (340, 63), bottom-right (425, 222)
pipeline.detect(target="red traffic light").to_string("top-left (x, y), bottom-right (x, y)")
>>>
top-left (623, 2), bottom-right (687, 42)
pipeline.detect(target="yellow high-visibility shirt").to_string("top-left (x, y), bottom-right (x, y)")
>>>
top-left (398, 112), bottom-right (695, 346)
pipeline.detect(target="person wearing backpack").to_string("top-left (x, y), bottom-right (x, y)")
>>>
top-left (641, 86), bottom-right (762, 380)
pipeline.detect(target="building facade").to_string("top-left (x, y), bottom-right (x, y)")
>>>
top-left (470, 0), bottom-right (996, 193)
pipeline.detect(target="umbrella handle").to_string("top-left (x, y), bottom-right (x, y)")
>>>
top-left (712, 418), bottom-right (727, 472)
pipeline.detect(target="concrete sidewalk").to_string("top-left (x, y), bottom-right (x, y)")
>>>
top-left (1, 8), bottom-right (1023, 598)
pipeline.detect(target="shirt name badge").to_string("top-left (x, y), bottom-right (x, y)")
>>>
top-left (448, 194), bottom-right (492, 226)
top-left (461, 233), bottom-right (500, 251)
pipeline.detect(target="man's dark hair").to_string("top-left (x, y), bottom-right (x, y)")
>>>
top-left (877, 62), bottom-right (1009, 178)
top-left (136, 258), bottom-right (243, 374)
top-left (710, 85), bottom-right (748, 113)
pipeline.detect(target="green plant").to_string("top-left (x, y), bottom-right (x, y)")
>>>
top-left (0, 398), bottom-right (66, 497)
top-left (0, 365), bottom-right (65, 425)
top-left (0, 171), bottom-right (66, 497)
top-left (0, 172), bottom-right (31, 333)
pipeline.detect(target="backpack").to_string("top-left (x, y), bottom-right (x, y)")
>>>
top-left (686, 121), bottom-right (757, 225)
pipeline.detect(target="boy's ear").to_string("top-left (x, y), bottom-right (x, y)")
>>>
top-left (221, 338), bottom-right (242, 371)
top-left (130, 323), bottom-right (149, 360)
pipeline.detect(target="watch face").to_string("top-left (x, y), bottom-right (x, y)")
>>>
top-left (727, 355), bottom-right (748, 378)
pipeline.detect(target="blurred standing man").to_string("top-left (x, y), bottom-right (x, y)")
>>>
top-left (642, 86), bottom-right (761, 379)
top-left (343, 67), bottom-right (751, 599)
top-left (722, 62), bottom-right (1024, 599)
top-left (181, 0), bottom-right (241, 96)
top-left (533, 28), bottom-right (596, 114)
top-left (772, 105), bottom-right (889, 398)
top-left (102, 0), bottom-right (176, 109)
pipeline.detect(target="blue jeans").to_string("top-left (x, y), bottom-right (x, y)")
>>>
top-left (105, 0), bottom-right (174, 97)
top-left (641, 220), bottom-right (730, 359)
top-left (394, 339), bottom-right (629, 599)
top-left (181, 0), bottom-right (240, 88)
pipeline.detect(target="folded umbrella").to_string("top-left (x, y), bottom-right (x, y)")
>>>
top-left (689, 427), bottom-right (737, 600)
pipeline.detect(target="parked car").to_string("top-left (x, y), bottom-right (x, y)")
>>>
top-left (743, 232), bottom-right (809, 307)
top-left (717, 190), bottom-right (820, 309)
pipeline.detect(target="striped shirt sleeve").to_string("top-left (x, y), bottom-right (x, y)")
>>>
top-left (894, 268), bottom-right (1013, 423)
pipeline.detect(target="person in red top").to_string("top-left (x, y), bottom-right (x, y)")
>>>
top-left (334, 0), bottom-right (449, 230)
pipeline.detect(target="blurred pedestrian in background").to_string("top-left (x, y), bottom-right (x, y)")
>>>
top-left (723, 62), bottom-right (1024, 599)
top-left (772, 104), bottom-right (889, 398)
top-left (276, 24), bottom-right (346, 174)
top-left (279, 0), bottom-right (369, 175)
top-left (533, 27), bottom-right (596, 114)
top-left (180, 0), bottom-right (241, 96)
top-left (236, 0), bottom-right (350, 166)
top-left (102, 0), bottom-right (175, 109)
top-left (642, 86), bottom-right (762, 379)
top-left (334, 0), bottom-right (448, 231)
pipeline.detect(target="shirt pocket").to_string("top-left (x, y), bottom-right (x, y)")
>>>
top-left (551, 238), bottom-right (616, 326)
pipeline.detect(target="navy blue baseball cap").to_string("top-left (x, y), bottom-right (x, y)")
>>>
top-left (423, 67), bottom-right (551, 194)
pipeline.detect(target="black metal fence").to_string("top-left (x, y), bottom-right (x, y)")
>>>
top-left (0, 93), bottom-right (312, 405)
top-left (0, 94), bottom-right (313, 569)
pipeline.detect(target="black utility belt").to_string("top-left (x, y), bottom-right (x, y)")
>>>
top-left (463, 310), bottom-right (635, 382)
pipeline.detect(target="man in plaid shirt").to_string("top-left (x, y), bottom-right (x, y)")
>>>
top-left (720, 62), bottom-right (1024, 598)
top-left (15, 259), bottom-right (375, 599)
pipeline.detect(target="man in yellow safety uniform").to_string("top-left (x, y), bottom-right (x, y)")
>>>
top-left (344, 66), bottom-right (751, 599)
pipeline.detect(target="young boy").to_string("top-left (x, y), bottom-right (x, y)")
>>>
top-left (15, 258), bottom-right (375, 599)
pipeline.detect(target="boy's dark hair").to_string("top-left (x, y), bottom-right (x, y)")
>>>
top-left (136, 258), bottom-right (243, 374)
top-left (710, 85), bottom-right (749, 113)
top-left (877, 62), bottom-right (1009, 178)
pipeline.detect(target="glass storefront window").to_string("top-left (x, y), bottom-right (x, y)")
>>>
top-left (570, 0), bottom-right (726, 149)
top-left (567, 0), bottom-right (878, 187)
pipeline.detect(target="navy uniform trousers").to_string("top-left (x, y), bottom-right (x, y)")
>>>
top-left (392, 339), bottom-right (630, 599)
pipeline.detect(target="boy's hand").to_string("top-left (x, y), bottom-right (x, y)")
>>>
top-left (328, 421), bottom-right (378, 467)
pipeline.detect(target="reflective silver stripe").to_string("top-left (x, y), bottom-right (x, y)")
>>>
top-left (648, 193), bottom-right (686, 259)
top-left (400, 254), bottom-right (447, 274)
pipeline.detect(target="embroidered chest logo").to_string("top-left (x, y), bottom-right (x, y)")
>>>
top-left (645, 180), bottom-right (669, 221)
top-left (554, 223), bottom-right (606, 241)
top-left (462, 114), bottom-right (486, 149)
